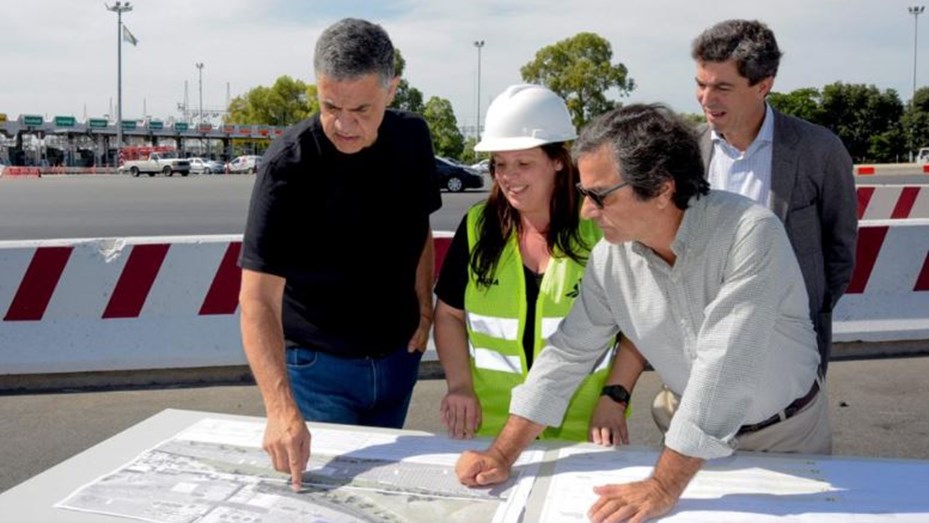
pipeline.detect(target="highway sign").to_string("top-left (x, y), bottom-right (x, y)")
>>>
top-left (54, 116), bottom-right (76, 127)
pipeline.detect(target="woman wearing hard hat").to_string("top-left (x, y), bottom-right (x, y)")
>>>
top-left (433, 84), bottom-right (628, 443)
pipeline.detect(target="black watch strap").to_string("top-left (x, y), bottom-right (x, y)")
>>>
top-left (601, 384), bottom-right (631, 405)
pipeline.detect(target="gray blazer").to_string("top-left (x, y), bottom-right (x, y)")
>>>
top-left (699, 108), bottom-right (858, 375)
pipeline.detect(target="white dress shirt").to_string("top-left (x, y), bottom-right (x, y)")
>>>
top-left (708, 103), bottom-right (775, 205)
top-left (510, 190), bottom-right (820, 460)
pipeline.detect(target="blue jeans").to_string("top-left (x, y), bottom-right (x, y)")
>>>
top-left (286, 346), bottom-right (422, 428)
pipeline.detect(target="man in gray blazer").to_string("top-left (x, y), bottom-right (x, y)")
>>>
top-left (692, 19), bottom-right (858, 376)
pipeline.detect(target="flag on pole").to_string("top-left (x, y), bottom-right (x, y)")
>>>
top-left (122, 25), bottom-right (138, 46)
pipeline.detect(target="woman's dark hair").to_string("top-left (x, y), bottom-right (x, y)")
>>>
top-left (470, 142), bottom-right (591, 288)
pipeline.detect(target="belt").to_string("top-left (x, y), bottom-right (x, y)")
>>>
top-left (286, 346), bottom-right (400, 360)
top-left (737, 380), bottom-right (820, 436)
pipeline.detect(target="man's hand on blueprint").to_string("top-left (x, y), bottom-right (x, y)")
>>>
top-left (263, 413), bottom-right (311, 492)
top-left (455, 448), bottom-right (512, 486)
top-left (588, 447), bottom-right (703, 522)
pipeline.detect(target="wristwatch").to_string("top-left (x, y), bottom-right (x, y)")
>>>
top-left (601, 384), bottom-right (631, 405)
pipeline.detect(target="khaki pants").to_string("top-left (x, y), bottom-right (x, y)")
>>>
top-left (651, 383), bottom-right (832, 455)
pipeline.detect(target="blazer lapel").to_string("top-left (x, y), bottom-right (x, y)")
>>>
top-left (698, 124), bottom-right (713, 176)
top-left (770, 109), bottom-right (799, 221)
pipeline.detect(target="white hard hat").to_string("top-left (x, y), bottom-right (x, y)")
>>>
top-left (474, 84), bottom-right (576, 152)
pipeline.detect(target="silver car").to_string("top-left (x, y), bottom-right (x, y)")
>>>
top-left (187, 157), bottom-right (224, 175)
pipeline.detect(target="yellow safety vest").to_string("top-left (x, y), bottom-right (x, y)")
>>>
top-left (464, 203), bottom-right (612, 441)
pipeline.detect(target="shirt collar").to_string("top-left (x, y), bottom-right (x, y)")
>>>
top-left (710, 102), bottom-right (775, 148)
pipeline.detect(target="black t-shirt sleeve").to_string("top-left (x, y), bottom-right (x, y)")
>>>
top-left (238, 148), bottom-right (291, 277)
top-left (434, 214), bottom-right (470, 310)
top-left (412, 116), bottom-right (442, 217)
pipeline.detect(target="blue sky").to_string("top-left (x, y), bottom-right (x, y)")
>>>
top-left (1, 0), bottom-right (927, 132)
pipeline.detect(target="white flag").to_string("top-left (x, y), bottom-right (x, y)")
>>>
top-left (122, 25), bottom-right (138, 46)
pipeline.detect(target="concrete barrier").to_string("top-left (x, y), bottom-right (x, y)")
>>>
top-left (0, 167), bottom-right (124, 177)
top-left (0, 236), bottom-right (242, 374)
top-left (1, 167), bottom-right (41, 178)
top-left (1, 222), bottom-right (927, 376)
top-left (857, 185), bottom-right (929, 220)
top-left (38, 167), bottom-right (118, 176)
top-left (835, 219), bottom-right (929, 342)
top-left (854, 163), bottom-right (929, 176)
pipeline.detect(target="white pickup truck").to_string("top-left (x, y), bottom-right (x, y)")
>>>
top-left (917, 147), bottom-right (929, 165)
top-left (120, 153), bottom-right (191, 177)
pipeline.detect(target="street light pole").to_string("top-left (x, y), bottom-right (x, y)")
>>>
top-left (106, 1), bottom-right (132, 163)
top-left (909, 5), bottom-right (925, 161)
top-left (196, 62), bottom-right (204, 156)
top-left (196, 62), bottom-right (204, 127)
top-left (474, 40), bottom-right (485, 141)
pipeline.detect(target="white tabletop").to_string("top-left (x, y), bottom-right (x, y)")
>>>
top-left (2, 408), bottom-right (928, 522)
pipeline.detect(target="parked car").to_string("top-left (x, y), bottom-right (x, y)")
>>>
top-left (118, 153), bottom-right (191, 177)
top-left (435, 156), bottom-right (484, 192)
top-left (187, 157), bottom-right (224, 175)
top-left (918, 147), bottom-right (929, 165)
top-left (207, 159), bottom-right (225, 174)
top-left (470, 158), bottom-right (491, 173)
top-left (227, 155), bottom-right (262, 174)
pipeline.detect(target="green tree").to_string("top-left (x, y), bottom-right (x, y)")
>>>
top-left (226, 75), bottom-right (310, 126)
top-left (768, 87), bottom-right (823, 124)
top-left (902, 86), bottom-right (929, 158)
top-left (818, 82), bottom-right (903, 162)
top-left (305, 84), bottom-right (320, 115)
top-left (458, 136), bottom-right (485, 165)
top-left (423, 96), bottom-right (464, 158)
top-left (521, 32), bottom-right (635, 129)
top-left (390, 49), bottom-right (425, 114)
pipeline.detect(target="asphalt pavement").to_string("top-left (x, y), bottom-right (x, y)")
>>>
top-left (2, 354), bottom-right (928, 494)
top-left (0, 175), bottom-right (487, 241)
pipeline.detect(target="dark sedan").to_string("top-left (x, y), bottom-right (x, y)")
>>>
top-left (435, 157), bottom-right (484, 192)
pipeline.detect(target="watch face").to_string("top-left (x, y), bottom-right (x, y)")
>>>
top-left (603, 385), bottom-right (630, 404)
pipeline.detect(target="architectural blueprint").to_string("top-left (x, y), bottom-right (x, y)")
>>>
top-left (538, 445), bottom-right (929, 522)
top-left (56, 418), bottom-right (542, 523)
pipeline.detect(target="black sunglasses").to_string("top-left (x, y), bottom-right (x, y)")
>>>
top-left (576, 180), bottom-right (630, 209)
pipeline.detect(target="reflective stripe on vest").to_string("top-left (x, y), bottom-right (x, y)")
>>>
top-left (540, 317), bottom-right (563, 340)
top-left (471, 345), bottom-right (523, 373)
top-left (467, 311), bottom-right (520, 341)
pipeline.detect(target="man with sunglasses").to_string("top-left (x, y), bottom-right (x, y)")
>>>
top-left (455, 104), bottom-right (828, 522)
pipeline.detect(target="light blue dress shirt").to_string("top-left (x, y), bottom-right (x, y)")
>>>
top-left (707, 103), bottom-right (775, 205)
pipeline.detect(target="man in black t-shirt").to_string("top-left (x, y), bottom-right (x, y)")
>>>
top-left (238, 18), bottom-right (441, 491)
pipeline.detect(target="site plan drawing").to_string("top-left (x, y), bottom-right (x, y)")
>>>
top-left (538, 445), bottom-right (929, 522)
top-left (56, 418), bottom-right (542, 523)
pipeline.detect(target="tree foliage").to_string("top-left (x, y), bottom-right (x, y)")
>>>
top-left (902, 86), bottom-right (929, 155)
top-left (458, 136), bottom-right (485, 165)
top-left (768, 87), bottom-right (823, 124)
top-left (520, 32), bottom-right (635, 129)
top-left (390, 49), bottom-right (425, 114)
top-left (770, 82), bottom-right (908, 162)
top-left (226, 76), bottom-right (311, 126)
top-left (423, 96), bottom-right (464, 159)
top-left (819, 82), bottom-right (903, 162)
